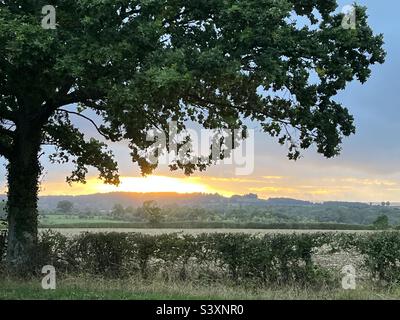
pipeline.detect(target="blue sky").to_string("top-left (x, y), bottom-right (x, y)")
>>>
top-left (1, 0), bottom-right (399, 201)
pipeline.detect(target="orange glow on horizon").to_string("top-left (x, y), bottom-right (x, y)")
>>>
top-left (31, 174), bottom-right (400, 202)
top-left (38, 175), bottom-right (225, 196)
top-left (97, 176), bottom-right (211, 194)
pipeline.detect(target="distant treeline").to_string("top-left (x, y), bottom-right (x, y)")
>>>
top-left (0, 191), bottom-right (390, 212)
top-left (3, 195), bottom-right (400, 228)
top-left (42, 198), bottom-right (400, 227)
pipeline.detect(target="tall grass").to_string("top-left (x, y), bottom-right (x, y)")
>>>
top-left (1, 276), bottom-right (400, 300)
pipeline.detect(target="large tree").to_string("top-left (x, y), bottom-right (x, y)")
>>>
top-left (0, 0), bottom-right (385, 269)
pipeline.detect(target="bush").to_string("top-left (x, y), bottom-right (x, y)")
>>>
top-left (34, 230), bottom-right (71, 273)
top-left (127, 233), bottom-right (158, 278)
top-left (205, 233), bottom-right (333, 286)
top-left (0, 230), bottom-right (6, 263)
top-left (331, 231), bottom-right (400, 285)
top-left (155, 233), bottom-right (199, 280)
top-left (373, 215), bottom-right (389, 230)
top-left (71, 232), bottom-right (131, 277)
top-left (0, 230), bottom-right (71, 276)
top-left (353, 232), bottom-right (400, 283)
top-left (31, 231), bottom-right (337, 286)
top-left (8, 230), bottom-right (400, 287)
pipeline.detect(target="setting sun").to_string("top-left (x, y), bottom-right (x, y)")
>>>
top-left (96, 176), bottom-right (210, 194)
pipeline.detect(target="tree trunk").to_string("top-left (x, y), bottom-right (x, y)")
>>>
top-left (6, 123), bottom-right (42, 272)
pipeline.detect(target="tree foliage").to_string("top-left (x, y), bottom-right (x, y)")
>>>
top-left (0, 0), bottom-right (386, 266)
top-left (0, 0), bottom-right (385, 176)
top-left (111, 203), bottom-right (126, 219)
top-left (141, 200), bottom-right (163, 225)
top-left (373, 215), bottom-right (389, 230)
top-left (56, 200), bottom-right (73, 213)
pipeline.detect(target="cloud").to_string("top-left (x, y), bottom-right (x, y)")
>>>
top-left (262, 176), bottom-right (285, 180)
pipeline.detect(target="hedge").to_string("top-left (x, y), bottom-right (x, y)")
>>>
top-left (1, 230), bottom-right (400, 286)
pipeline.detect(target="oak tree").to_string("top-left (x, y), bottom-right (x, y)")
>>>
top-left (0, 0), bottom-right (385, 269)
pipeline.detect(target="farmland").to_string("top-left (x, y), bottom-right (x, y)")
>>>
top-left (0, 0), bottom-right (395, 307)
top-left (2, 200), bottom-right (399, 301)
top-left (2, 230), bottom-right (400, 300)
top-left (46, 227), bottom-right (375, 237)
top-left (39, 214), bottom-right (124, 226)
top-left (2, 228), bottom-right (400, 300)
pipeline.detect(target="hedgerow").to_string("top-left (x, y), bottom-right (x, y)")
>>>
top-left (2, 231), bottom-right (400, 287)
top-left (335, 231), bottom-right (400, 284)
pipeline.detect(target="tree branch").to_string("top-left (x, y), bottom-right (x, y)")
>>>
top-left (0, 125), bottom-right (15, 137)
top-left (57, 89), bottom-right (104, 107)
top-left (57, 109), bottom-right (109, 140)
top-left (0, 140), bottom-right (11, 159)
top-left (0, 108), bottom-right (16, 122)
top-left (187, 94), bottom-right (318, 139)
top-left (40, 81), bottom-right (103, 123)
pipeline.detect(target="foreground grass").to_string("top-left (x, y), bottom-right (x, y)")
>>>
top-left (1, 276), bottom-right (400, 300)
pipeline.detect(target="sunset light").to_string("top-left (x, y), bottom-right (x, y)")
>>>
top-left (96, 176), bottom-right (210, 194)
top-left (0, 1), bottom-right (398, 302)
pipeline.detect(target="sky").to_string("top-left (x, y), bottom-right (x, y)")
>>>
top-left (1, 0), bottom-right (400, 202)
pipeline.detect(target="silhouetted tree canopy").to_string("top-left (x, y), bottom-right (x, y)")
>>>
top-left (0, 0), bottom-right (385, 269)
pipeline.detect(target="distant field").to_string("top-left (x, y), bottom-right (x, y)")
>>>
top-left (39, 214), bottom-right (123, 225)
top-left (38, 215), bottom-right (374, 231)
top-left (43, 227), bottom-right (375, 236)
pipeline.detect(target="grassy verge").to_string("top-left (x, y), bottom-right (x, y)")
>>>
top-left (1, 277), bottom-right (399, 300)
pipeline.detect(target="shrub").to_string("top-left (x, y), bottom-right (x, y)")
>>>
top-left (33, 231), bottom-right (336, 286)
top-left (11, 230), bottom-right (400, 287)
top-left (260, 233), bottom-right (329, 285)
top-left (207, 233), bottom-right (258, 281)
top-left (200, 233), bottom-right (334, 286)
top-left (0, 230), bottom-right (70, 276)
top-left (127, 233), bottom-right (158, 278)
top-left (71, 232), bottom-right (131, 277)
top-left (373, 215), bottom-right (389, 230)
top-left (155, 233), bottom-right (199, 280)
top-left (353, 232), bottom-right (400, 283)
top-left (0, 230), bottom-right (6, 263)
top-left (35, 230), bottom-right (71, 273)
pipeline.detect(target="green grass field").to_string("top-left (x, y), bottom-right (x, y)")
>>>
top-left (38, 215), bottom-right (374, 230)
top-left (1, 277), bottom-right (400, 300)
top-left (39, 215), bottom-right (125, 226)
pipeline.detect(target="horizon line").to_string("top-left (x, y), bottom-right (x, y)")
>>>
top-left (0, 192), bottom-right (397, 204)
